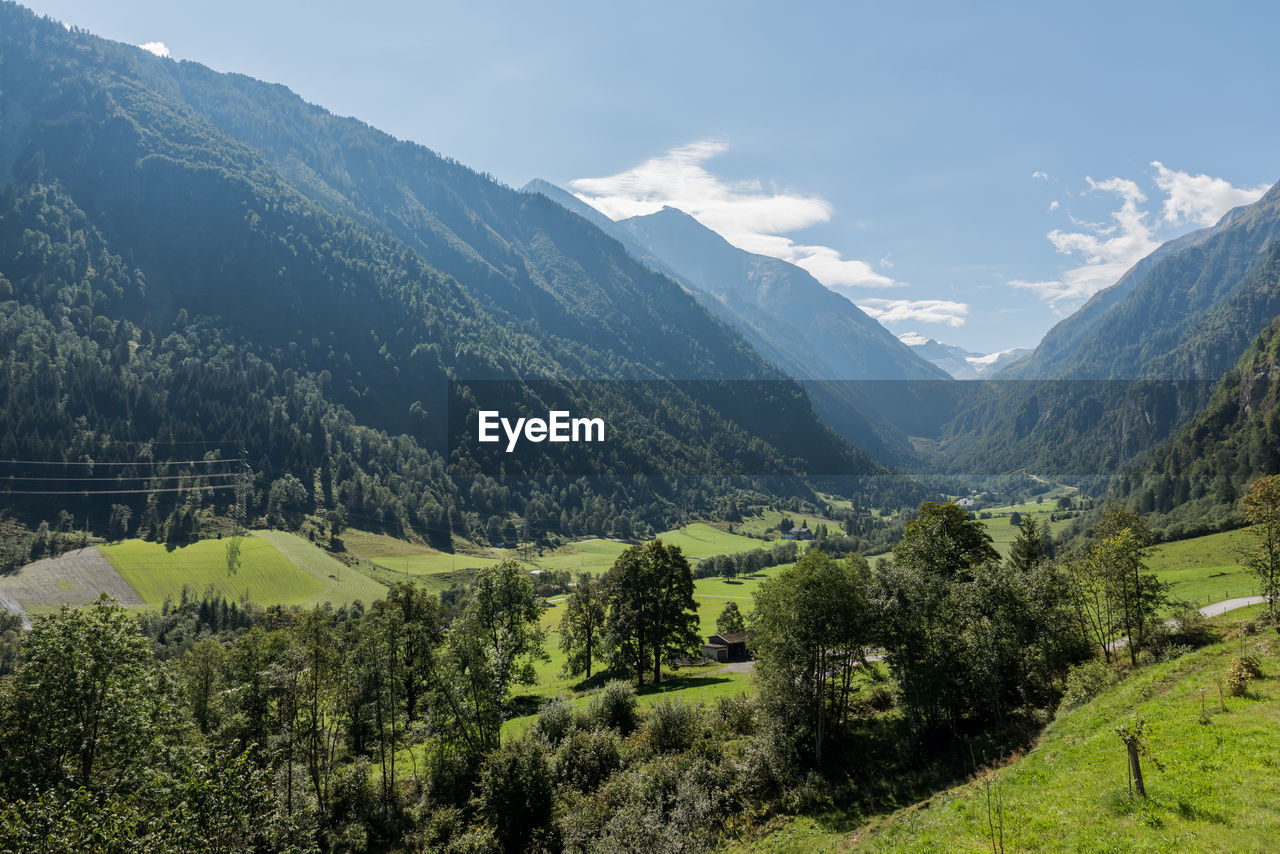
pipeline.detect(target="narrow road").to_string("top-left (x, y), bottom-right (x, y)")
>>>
top-left (1199, 595), bottom-right (1265, 617)
top-left (1107, 595), bottom-right (1268, 652)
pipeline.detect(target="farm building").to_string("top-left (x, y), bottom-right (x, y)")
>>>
top-left (699, 632), bottom-right (749, 662)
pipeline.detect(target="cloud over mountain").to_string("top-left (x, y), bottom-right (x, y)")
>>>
top-left (570, 140), bottom-right (899, 289)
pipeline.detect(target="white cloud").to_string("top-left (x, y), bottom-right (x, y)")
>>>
top-left (570, 141), bottom-right (900, 289)
top-left (1012, 175), bottom-right (1159, 310)
top-left (1151, 160), bottom-right (1269, 227)
top-left (1032, 171), bottom-right (1050, 180)
top-left (138, 41), bottom-right (170, 58)
top-left (858, 298), bottom-right (969, 328)
top-left (1048, 200), bottom-right (1060, 212)
top-left (897, 331), bottom-right (930, 346)
top-left (1011, 163), bottom-right (1272, 313)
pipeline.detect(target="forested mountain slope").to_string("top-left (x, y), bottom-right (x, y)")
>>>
top-left (1110, 315), bottom-right (1280, 537)
top-left (1001, 187), bottom-right (1280, 381)
top-left (0, 2), bottom-right (874, 549)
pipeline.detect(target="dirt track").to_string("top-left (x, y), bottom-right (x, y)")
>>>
top-left (0, 547), bottom-right (144, 613)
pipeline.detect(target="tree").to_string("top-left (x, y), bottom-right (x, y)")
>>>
top-left (751, 550), bottom-right (872, 767)
top-left (0, 596), bottom-right (184, 796)
top-left (1007, 514), bottom-right (1047, 573)
top-left (445, 560), bottom-right (547, 750)
top-left (560, 573), bottom-right (607, 678)
top-left (716, 600), bottom-right (746, 635)
top-left (476, 737), bottom-right (555, 853)
top-left (1239, 475), bottom-right (1280, 618)
top-left (1009, 511), bottom-right (1022, 527)
top-left (893, 501), bottom-right (999, 579)
top-left (1089, 528), bottom-right (1167, 666)
top-left (604, 540), bottom-right (699, 686)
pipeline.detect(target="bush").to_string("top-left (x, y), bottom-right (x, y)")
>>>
top-left (554, 727), bottom-right (622, 793)
top-left (714, 693), bottom-right (755, 736)
top-left (476, 738), bottom-right (555, 854)
top-left (1157, 643), bottom-right (1194, 663)
top-left (1058, 659), bottom-right (1120, 716)
top-left (644, 698), bottom-right (698, 754)
top-left (584, 680), bottom-right (638, 734)
top-left (532, 696), bottom-right (574, 747)
top-left (1226, 658), bottom-right (1255, 696)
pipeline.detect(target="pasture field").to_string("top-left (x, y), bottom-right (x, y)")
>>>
top-left (733, 507), bottom-right (841, 539)
top-left (99, 534), bottom-right (385, 609)
top-left (0, 546), bottom-right (144, 615)
top-left (253, 531), bottom-right (388, 605)
top-left (655, 522), bottom-right (766, 559)
top-left (982, 510), bottom-right (1076, 558)
top-left (1148, 526), bottom-right (1259, 606)
top-left (526, 539), bottom-right (630, 575)
top-left (366, 551), bottom-right (503, 578)
top-left (341, 528), bottom-right (438, 560)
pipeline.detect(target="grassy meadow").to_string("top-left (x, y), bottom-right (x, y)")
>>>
top-left (98, 533), bottom-right (386, 609)
top-left (1148, 527), bottom-right (1261, 606)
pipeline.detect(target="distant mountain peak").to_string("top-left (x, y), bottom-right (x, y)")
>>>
top-left (898, 332), bottom-right (1029, 380)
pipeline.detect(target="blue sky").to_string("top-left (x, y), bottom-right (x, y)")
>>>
top-left (24, 0), bottom-right (1280, 353)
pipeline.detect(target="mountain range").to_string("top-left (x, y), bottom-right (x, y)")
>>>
top-left (896, 333), bottom-right (1029, 380)
top-left (0, 1), bottom-right (886, 546)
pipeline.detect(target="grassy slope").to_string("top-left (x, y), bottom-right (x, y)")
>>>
top-left (1148, 527), bottom-right (1260, 606)
top-left (253, 530), bottom-right (388, 605)
top-left (726, 609), bottom-right (1280, 853)
top-left (856, 635), bottom-right (1280, 853)
top-left (99, 533), bottom-right (385, 609)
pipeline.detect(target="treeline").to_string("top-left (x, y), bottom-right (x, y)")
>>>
top-left (695, 541), bottom-right (800, 580)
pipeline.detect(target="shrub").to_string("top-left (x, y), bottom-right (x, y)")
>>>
top-left (476, 738), bottom-right (555, 854)
top-left (1058, 659), bottom-right (1119, 716)
top-left (554, 727), bottom-right (622, 793)
top-left (644, 698), bottom-right (698, 754)
top-left (532, 696), bottom-right (574, 747)
top-left (1157, 643), bottom-right (1193, 663)
top-left (584, 680), bottom-right (638, 734)
top-left (1226, 658), bottom-right (1255, 696)
top-left (714, 693), bottom-right (756, 736)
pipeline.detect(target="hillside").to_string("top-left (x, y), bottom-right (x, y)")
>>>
top-left (0, 2), bottom-right (874, 551)
top-left (926, 181), bottom-right (1280, 477)
top-left (728, 610), bottom-right (1278, 853)
top-left (1110, 317), bottom-right (1280, 538)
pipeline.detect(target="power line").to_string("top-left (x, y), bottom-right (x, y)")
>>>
top-left (0, 458), bottom-right (236, 467)
top-left (0, 485), bottom-right (238, 496)
top-left (2, 473), bottom-right (243, 482)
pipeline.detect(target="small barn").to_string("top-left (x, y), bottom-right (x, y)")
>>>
top-left (699, 632), bottom-right (749, 662)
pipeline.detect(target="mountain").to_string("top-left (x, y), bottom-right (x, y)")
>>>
top-left (522, 180), bottom-right (954, 464)
top-left (0, 2), bottom-right (876, 547)
top-left (1110, 315), bottom-right (1280, 538)
top-left (998, 191), bottom-right (1280, 382)
top-left (524, 181), bottom-right (946, 383)
top-left (897, 333), bottom-right (1030, 380)
top-left (926, 182), bottom-right (1280, 476)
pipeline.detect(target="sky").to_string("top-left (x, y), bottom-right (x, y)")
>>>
top-left (21, 0), bottom-right (1280, 353)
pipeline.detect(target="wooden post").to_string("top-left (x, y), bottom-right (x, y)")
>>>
top-left (1127, 741), bottom-right (1146, 798)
